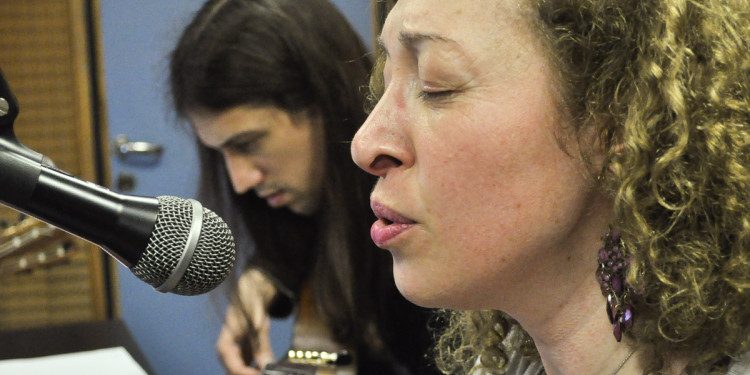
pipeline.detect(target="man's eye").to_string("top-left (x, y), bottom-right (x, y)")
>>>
top-left (228, 142), bottom-right (258, 154)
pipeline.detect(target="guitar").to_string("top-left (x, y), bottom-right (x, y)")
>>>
top-left (0, 216), bottom-right (79, 277)
top-left (261, 281), bottom-right (356, 375)
top-left (262, 349), bottom-right (352, 375)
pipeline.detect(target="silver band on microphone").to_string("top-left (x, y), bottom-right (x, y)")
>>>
top-left (156, 199), bottom-right (203, 293)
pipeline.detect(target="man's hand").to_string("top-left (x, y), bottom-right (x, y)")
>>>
top-left (217, 269), bottom-right (278, 375)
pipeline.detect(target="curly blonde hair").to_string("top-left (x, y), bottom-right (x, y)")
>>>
top-left (367, 0), bottom-right (750, 374)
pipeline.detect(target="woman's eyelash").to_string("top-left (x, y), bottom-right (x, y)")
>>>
top-left (417, 90), bottom-right (455, 101)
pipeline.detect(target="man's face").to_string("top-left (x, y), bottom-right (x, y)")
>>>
top-left (191, 106), bottom-right (326, 215)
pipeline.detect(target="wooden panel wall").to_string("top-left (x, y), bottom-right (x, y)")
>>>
top-left (0, 0), bottom-right (110, 329)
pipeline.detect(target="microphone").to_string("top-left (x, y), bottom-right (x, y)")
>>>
top-left (0, 67), bottom-right (235, 296)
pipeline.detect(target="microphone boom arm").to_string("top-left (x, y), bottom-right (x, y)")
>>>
top-left (0, 66), bottom-right (156, 267)
top-left (0, 66), bottom-right (48, 163)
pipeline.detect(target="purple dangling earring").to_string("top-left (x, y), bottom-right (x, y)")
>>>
top-left (595, 228), bottom-right (634, 342)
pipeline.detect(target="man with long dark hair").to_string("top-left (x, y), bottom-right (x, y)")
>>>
top-left (169, 0), bottom-right (436, 374)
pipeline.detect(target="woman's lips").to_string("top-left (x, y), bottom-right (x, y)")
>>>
top-left (370, 201), bottom-right (416, 246)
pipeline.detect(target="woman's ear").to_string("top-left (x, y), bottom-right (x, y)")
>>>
top-left (577, 120), bottom-right (624, 186)
top-left (597, 129), bottom-right (627, 186)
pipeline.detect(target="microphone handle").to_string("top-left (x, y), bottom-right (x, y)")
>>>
top-left (0, 150), bottom-right (158, 267)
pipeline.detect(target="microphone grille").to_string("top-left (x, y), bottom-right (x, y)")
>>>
top-left (131, 196), bottom-right (236, 295)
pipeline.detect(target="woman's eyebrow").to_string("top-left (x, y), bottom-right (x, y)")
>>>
top-left (378, 31), bottom-right (459, 57)
top-left (398, 31), bottom-right (457, 49)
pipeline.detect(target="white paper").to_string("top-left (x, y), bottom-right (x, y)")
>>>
top-left (0, 346), bottom-right (148, 375)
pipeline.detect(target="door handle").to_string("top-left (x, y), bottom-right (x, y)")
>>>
top-left (113, 134), bottom-right (164, 165)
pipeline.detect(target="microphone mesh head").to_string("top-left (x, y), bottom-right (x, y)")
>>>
top-left (131, 196), bottom-right (236, 295)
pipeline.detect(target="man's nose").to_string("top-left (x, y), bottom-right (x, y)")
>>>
top-left (223, 153), bottom-right (264, 194)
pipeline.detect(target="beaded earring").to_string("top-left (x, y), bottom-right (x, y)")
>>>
top-left (595, 229), bottom-right (634, 342)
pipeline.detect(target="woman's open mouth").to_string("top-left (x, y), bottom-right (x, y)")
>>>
top-left (370, 200), bottom-right (416, 246)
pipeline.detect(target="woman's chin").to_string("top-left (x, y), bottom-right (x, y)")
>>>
top-left (394, 272), bottom-right (457, 309)
top-left (394, 271), bottom-right (488, 311)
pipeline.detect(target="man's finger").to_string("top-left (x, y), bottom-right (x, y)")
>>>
top-left (217, 328), bottom-right (262, 375)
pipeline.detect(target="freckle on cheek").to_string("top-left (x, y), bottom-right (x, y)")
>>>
top-left (396, 97), bottom-right (406, 110)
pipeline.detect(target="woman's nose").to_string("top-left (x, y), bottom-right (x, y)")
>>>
top-left (223, 153), bottom-right (264, 194)
top-left (351, 94), bottom-right (413, 177)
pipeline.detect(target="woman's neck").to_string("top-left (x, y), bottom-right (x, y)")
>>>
top-left (501, 193), bottom-right (644, 375)
top-left (528, 286), bottom-right (641, 375)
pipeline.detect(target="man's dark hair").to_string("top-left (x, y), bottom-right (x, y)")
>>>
top-left (169, 0), bottom-right (416, 370)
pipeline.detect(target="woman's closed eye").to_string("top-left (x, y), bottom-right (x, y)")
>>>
top-left (418, 89), bottom-right (457, 102)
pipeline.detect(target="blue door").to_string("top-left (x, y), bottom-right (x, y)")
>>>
top-left (99, 1), bottom-right (372, 375)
